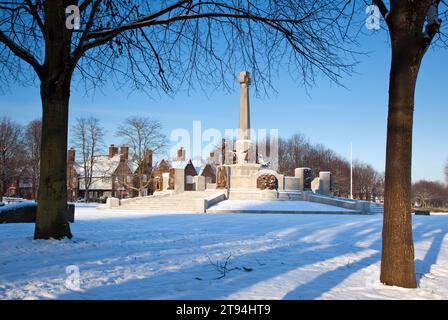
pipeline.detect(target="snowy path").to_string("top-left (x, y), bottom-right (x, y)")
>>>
top-left (0, 207), bottom-right (447, 300)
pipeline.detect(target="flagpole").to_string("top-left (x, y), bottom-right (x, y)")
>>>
top-left (350, 142), bottom-right (353, 200)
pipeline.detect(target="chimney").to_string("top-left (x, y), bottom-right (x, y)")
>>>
top-left (145, 149), bottom-right (153, 167)
top-left (221, 138), bottom-right (226, 165)
top-left (120, 145), bottom-right (129, 161)
top-left (109, 144), bottom-right (118, 158)
top-left (177, 147), bottom-right (185, 161)
top-left (210, 152), bottom-right (216, 163)
top-left (68, 147), bottom-right (75, 163)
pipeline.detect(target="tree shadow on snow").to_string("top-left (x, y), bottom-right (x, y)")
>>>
top-left (51, 214), bottom-right (447, 300)
top-left (414, 220), bottom-right (448, 285)
top-left (55, 214), bottom-right (381, 299)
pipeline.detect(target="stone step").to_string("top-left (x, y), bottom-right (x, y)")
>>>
top-left (119, 207), bottom-right (202, 212)
top-left (126, 201), bottom-right (202, 206)
top-left (117, 191), bottom-right (226, 211)
top-left (124, 205), bottom-right (201, 209)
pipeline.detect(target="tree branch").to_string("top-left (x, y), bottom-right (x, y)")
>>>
top-left (73, 0), bottom-right (102, 63)
top-left (0, 29), bottom-right (42, 77)
top-left (423, 0), bottom-right (443, 49)
top-left (82, 9), bottom-right (309, 52)
top-left (24, 0), bottom-right (44, 33)
top-left (373, 0), bottom-right (389, 20)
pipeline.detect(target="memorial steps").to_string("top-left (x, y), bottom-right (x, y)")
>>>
top-left (117, 190), bottom-right (225, 212)
top-left (113, 190), bottom-right (384, 215)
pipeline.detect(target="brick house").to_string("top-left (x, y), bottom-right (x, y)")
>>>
top-left (73, 144), bottom-right (153, 200)
top-left (151, 159), bottom-right (171, 192)
top-left (198, 163), bottom-right (216, 184)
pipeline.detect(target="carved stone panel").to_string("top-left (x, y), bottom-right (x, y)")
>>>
top-left (154, 176), bottom-right (163, 191)
top-left (216, 166), bottom-right (228, 189)
top-left (257, 174), bottom-right (278, 190)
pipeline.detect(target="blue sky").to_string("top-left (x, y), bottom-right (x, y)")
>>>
top-left (1, 27), bottom-right (447, 182)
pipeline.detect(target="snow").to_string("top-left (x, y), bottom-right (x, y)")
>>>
top-left (0, 201), bottom-right (35, 213)
top-left (171, 160), bottom-right (193, 170)
top-left (208, 200), bottom-right (357, 213)
top-left (0, 207), bottom-right (447, 300)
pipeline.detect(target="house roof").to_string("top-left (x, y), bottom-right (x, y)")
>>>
top-left (77, 154), bottom-right (140, 178)
top-left (77, 154), bottom-right (121, 177)
top-left (198, 163), bottom-right (216, 176)
top-left (171, 160), bottom-right (193, 170)
top-left (153, 159), bottom-right (170, 169)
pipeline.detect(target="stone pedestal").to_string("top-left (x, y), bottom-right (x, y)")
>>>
top-left (194, 175), bottom-right (206, 191)
top-left (319, 171), bottom-right (333, 195)
top-left (228, 163), bottom-right (261, 190)
top-left (260, 189), bottom-right (279, 200)
top-left (106, 197), bottom-right (119, 208)
top-left (174, 168), bottom-right (185, 193)
top-left (162, 172), bottom-right (170, 191)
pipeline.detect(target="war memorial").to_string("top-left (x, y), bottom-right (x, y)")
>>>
top-left (104, 72), bottom-right (381, 215)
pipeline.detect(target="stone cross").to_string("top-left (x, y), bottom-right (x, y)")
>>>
top-left (238, 71), bottom-right (251, 140)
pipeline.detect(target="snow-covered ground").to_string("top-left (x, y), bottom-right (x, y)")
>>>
top-left (0, 206), bottom-right (447, 300)
top-left (208, 200), bottom-right (357, 213)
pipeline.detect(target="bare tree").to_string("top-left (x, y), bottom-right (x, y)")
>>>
top-left (71, 117), bottom-right (105, 202)
top-left (277, 131), bottom-right (384, 200)
top-left (115, 116), bottom-right (167, 197)
top-left (353, 162), bottom-right (379, 201)
top-left (331, 158), bottom-right (350, 198)
top-left (412, 180), bottom-right (448, 208)
top-left (373, 0), bottom-right (447, 288)
top-left (0, 1), bottom-right (356, 239)
top-left (23, 119), bottom-right (41, 199)
top-left (278, 134), bottom-right (311, 176)
top-left (0, 117), bottom-right (23, 202)
top-left (445, 158), bottom-right (448, 185)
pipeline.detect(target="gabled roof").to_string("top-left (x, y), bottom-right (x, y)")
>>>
top-left (77, 154), bottom-right (140, 177)
top-left (126, 159), bottom-right (139, 174)
top-left (153, 159), bottom-right (170, 170)
top-left (198, 162), bottom-right (216, 176)
top-left (77, 154), bottom-right (121, 177)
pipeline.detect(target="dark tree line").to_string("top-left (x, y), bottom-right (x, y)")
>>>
top-left (412, 180), bottom-right (448, 209)
top-left (445, 159), bottom-right (448, 185)
top-left (278, 133), bottom-right (384, 201)
top-left (0, 117), bottom-right (41, 201)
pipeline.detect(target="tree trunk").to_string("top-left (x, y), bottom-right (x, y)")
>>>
top-left (0, 151), bottom-right (5, 202)
top-left (84, 184), bottom-right (90, 203)
top-left (34, 80), bottom-right (72, 240)
top-left (33, 1), bottom-right (75, 239)
top-left (380, 31), bottom-right (425, 288)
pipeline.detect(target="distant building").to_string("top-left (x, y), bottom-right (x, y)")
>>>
top-left (63, 145), bottom-right (221, 202)
top-left (70, 144), bottom-right (152, 201)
